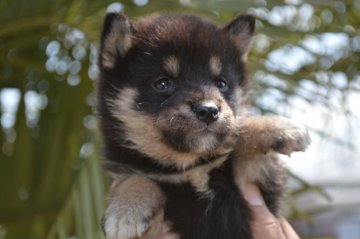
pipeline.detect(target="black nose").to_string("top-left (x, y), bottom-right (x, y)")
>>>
top-left (191, 103), bottom-right (219, 124)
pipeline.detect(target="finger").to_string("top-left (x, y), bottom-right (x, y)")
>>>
top-left (279, 218), bottom-right (300, 239)
top-left (243, 184), bottom-right (286, 239)
top-left (157, 221), bottom-right (180, 239)
top-left (243, 184), bottom-right (274, 223)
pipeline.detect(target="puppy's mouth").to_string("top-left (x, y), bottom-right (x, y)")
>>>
top-left (162, 112), bottom-right (229, 134)
top-left (193, 120), bottom-right (230, 135)
top-left (156, 110), bottom-right (235, 153)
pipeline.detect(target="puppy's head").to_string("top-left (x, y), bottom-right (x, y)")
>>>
top-left (98, 13), bottom-right (255, 169)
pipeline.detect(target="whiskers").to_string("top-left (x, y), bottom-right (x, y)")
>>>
top-left (166, 114), bottom-right (188, 131)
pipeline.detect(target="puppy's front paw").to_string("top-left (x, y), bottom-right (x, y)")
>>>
top-left (267, 117), bottom-right (311, 155)
top-left (102, 204), bottom-right (161, 239)
top-left (102, 176), bottom-right (165, 239)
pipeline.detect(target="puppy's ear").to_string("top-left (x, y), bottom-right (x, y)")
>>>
top-left (100, 13), bottom-right (133, 69)
top-left (224, 14), bottom-right (255, 60)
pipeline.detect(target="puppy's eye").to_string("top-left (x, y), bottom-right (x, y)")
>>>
top-left (215, 78), bottom-right (229, 92)
top-left (152, 77), bottom-right (174, 93)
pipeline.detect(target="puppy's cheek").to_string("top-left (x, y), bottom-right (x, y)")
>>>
top-left (211, 113), bottom-right (236, 134)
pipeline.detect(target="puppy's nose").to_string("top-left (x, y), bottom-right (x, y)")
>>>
top-left (191, 103), bottom-right (219, 124)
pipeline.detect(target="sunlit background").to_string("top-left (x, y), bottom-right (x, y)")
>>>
top-left (0, 0), bottom-right (359, 239)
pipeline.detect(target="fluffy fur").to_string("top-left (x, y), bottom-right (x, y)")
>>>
top-left (97, 13), bottom-right (310, 239)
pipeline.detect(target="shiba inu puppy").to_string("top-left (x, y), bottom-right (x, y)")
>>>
top-left (97, 12), bottom-right (310, 239)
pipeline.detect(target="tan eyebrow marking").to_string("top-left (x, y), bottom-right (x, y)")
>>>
top-left (163, 56), bottom-right (180, 77)
top-left (209, 56), bottom-right (222, 76)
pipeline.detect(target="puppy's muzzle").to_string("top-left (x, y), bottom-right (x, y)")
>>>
top-left (191, 102), bottom-right (219, 124)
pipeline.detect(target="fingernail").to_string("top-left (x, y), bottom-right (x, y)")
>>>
top-left (243, 184), bottom-right (264, 206)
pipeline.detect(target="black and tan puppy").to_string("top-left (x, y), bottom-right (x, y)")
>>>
top-left (97, 13), bottom-right (310, 239)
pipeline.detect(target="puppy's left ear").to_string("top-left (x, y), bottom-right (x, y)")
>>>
top-left (224, 14), bottom-right (255, 60)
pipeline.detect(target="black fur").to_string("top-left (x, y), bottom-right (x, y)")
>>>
top-left (158, 158), bottom-right (253, 239)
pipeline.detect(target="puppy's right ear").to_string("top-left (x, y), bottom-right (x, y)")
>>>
top-left (100, 13), bottom-right (133, 69)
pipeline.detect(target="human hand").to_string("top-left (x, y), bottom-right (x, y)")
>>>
top-left (243, 184), bottom-right (300, 239)
top-left (155, 183), bottom-right (299, 239)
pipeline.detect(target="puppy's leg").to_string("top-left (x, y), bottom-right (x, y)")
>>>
top-left (256, 156), bottom-right (286, 215)
top-left (102, 175), bottom-right (166, 239)
top-left (234, 115), bottom-right (311, 214)
top-left (234, 154), bottom-right (286, 215)
top-left (238, 115), bottom-right (311, 156)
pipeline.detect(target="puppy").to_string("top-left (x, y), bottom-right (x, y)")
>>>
top-left (97, 13), bottom-right (310, 239)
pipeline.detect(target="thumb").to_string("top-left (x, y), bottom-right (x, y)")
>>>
top-left (243, 184), bottom-right (286, 239)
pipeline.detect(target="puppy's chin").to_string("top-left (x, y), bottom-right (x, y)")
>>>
top-left (186, 131), bottom-right (225, 153)
top-left (160, 120), bottom-right (235, 154)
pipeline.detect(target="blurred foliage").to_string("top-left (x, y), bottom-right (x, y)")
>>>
top-left (0, 0), bottom-right (359, 238)
top-left (286, 170), bottom-right (331, 222)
